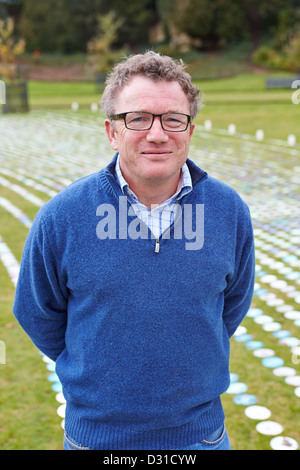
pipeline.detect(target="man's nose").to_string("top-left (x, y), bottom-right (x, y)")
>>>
top-left (146, 116), bottom-right (169, 143)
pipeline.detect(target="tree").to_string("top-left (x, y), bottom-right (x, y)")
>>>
top-left (174, 0), bottom-right (296, 50)
top-left (87, 11), bottom-right (127, 78)
top-left (17, 0), bottom-right (157, 53)
top-left (0, 16), bottom-right (25, 79)
top-left (155, 0), bottom-right (173, 42)
top-left (242, 0), bottom-right (294, 46)
top-left (18, 0), bottom-right (76, 52)
top-left (96, 0), bottom-right (157, 48)
top-left (175, 0), bottom-right (247, 49)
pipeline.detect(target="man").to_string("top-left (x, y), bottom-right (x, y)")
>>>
top-left (13, 51), bottom-right (255, 450)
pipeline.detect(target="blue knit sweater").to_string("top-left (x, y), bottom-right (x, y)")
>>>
top-left (13, 154), bottom-right (255, 450)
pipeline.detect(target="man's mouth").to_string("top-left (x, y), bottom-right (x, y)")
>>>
top-left (141, 150), bottom-right (172, 156)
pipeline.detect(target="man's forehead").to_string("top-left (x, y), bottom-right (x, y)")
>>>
top-left (115, 75), bottom-right (189, 112)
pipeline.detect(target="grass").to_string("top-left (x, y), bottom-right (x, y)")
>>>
top-left (194, 72), bottom-right (300, 141)
top-left (27, 81), bottom-right (101, 109)
top-left (0, 68), bottom-right (299, 449)
top-left (23, 70), bottom-right (300, 142)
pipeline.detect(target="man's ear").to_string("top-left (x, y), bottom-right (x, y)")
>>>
top-left (105, 119), bottom-right (119, 151)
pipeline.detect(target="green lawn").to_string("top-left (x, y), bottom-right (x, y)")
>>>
top-left (27, 81), bottom-right (101, 109)
top-left (194, 73), bottom-right (300, 141)
top-left (25, 71), bottom-right (300, 142)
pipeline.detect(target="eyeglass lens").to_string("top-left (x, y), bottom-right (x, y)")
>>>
top-left (125, 112), bottom-right (189, 131)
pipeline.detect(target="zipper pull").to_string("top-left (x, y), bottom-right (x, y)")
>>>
top-left (155, 238), bottom-right (160, 254)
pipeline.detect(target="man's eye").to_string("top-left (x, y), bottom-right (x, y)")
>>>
top-left (132, 117), bottom-right (146, 122)
top-left (128, 114), bottom-right (148, 124)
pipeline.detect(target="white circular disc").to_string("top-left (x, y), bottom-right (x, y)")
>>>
top-left (261, 275), bottom-right (277, 283)
top-left (42, 355), bottom-right (54, 364)
top-left (247, 308), bottom-right (263, 318)
top-left (295, 387), bottom-right (300, 397)
top-left (285, 376), bottom-right (300, 386)
top-left (245, 405), bottom-right (271, 420)
top-left (279, 337), bottom-right (300, 347)
top-left (253, 348), bottom-right (275, 358)
top-left (263, 322), bottom-right (281, 332)
top-left (234, 326), bottom-right (247, 336)
top-left (256, 421), bottom-right (283, 436)
top-left (270, 280), bottom-right (287, 289)
top-left (273, 367), bottom-right (296, 377)
top-left (284, 311), bottom-right (300, 321)
top-left (266, 298), bottom-right (284, 307)
top-left (270, 436), bottom-right (298, 450)
top-left (276, 305), bottom-right (293, 313)
top-left (254, 315), bottom-right (273, 325)
top-left (226, 382), bottom-right (248, 394)
top-left (56, 392), bottom-right (66, 404)
top-left (57, 404), bottom-right (66, 418)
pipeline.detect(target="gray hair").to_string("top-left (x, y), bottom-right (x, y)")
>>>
top-left (100, 51), bottom-right (201, 119)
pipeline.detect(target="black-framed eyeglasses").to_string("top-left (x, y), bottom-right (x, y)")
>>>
top-left (110, 112), bottom-right (192, 132)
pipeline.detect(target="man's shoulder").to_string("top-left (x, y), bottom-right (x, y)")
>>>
top-left (190, 164), bottom-right (251, 220)
top-left (37, 170), bottom-right (102, 221)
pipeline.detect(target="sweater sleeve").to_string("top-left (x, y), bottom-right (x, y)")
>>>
top-left (13, 209), bottom-right (68, 361)
top-left (222, 208), bottom-right (255, 338)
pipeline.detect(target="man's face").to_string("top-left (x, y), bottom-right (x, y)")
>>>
top-left (105, 76), bottom-right (195, 190)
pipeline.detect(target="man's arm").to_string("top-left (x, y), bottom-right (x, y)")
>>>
top-left (222, 217), bottom-right (255, 338)
top-left (13, 210), bottom-right (68, 361)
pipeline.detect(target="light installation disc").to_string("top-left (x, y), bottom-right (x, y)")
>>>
top-left (284, 311), bottom-right (300, 321)
top-left (273, 330), bottom-right (291, 339)
top-left (57, 404), bottom-right (66, 418)
top-left (234, 334), bottom-right (253, 343)
top-left (273, 367), bottom-right (296, 377)
top-left (256, 421), bottom-right (283, 436)
top-left (246, 341), bottom-right (264, 350)
top-left (226, 382), bottom-right (248, 395)
top-left (230, 373), bottom-right (239, 383)
top-left (234, 326), bottom-right (247, 336)
top-left (247, 308), bottom-right (263, 318)
top-left (46, 362), bottom-right (56, 372)
top-left (253, 349), bottom-right (275, 358)
top-left (291, 346), bottom-right (300, 355)
top-left (262, 357), bottom-right (284, 368)
top-left (48, 372), bottom-right (59, 382)
top-left (245, 405), bottom-right (271, 420)
top-left (279, 337), bottom-right (300, 347)
top-left (56, 392), bottom-right (66, 404)
top-left (270, 280), bottom-right (287, 289)
top-left (270, 436), bottom-right (299, 450)
top-left (263, 322), bottom-right (281, 332)
top-left (42, 355), bottom-right (53, 364)
top-left (233, 394), bottom-right (257, 406)
top-left (285, 376), bottom-right (300, 386)
top-left (52, 382), bottom-right (62, 393)
top-left (254, 315), bottom-right (273, 325)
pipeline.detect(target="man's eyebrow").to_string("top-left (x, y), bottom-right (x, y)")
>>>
top-left (133, 109), bottom-right (185, 114)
